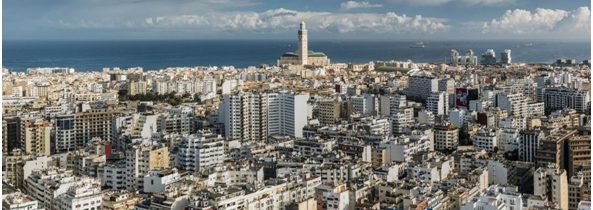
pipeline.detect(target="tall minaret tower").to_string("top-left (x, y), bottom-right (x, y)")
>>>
top-left (298, 21), bottom-right (308, 65)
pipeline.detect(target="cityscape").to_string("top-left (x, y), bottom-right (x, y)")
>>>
top-left (2, 1), bottom-right (592, 210)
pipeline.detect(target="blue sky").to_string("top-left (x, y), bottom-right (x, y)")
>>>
top-left (3, 0), bottom-right (591, 40)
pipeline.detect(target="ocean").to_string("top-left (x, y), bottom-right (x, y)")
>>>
top-left (2, 40), bottom-right (591, 71)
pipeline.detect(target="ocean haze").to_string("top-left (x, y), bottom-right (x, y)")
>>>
top-left (3, 40), bottom-right (591, 71)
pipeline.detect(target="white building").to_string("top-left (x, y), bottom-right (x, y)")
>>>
top-left (406, 73), bottom-right (439, 102)
top-left (143, 168), bottom-right (181, 193)
top-left (534, 165), bottom-right (568, 210)
top-left (177, 131), bottom-right (225, 172)
top-left (472, 127), bottom-right (499, 152)
top-left (426, 91), bottom-right (449, 116)
top-left (351, 94), bottom-right (375, 116)
top-left (379, 94), bottom-right (406, 116)
top-left (53, 182), bottom-right (103, 210)
top-left (497, 92), bottom-right (527, 117)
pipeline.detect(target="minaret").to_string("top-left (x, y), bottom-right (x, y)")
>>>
top-left (298, 21), bottom-right (308, 65)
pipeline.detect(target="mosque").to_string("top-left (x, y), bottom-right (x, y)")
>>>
top-left (277, 21), bottom-right (331, 67)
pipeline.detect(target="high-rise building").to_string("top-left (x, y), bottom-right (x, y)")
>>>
top-left (379, 94), bottom-right (406, 116)
top-left (542, 88), bottom-right (590, 114)
top-left (481, 49), bottom-right (496, 65)
top-left (177, 130), bottom-right (225, 172)
top-left (21, 118), bottom-right (51, 156)
top-left (221, 92), bottom-right (269, 141)
top-left (450, 49), bottom-right (478, 66)
top-left (221, 91), bottom-right (309, 141)
top-left (500, 49), bottom-right (512, 65)
top-left (406, 73), bottom-right (439, 102)
top-left (4, 117), bottom-right (22, 154)
top-left (351, 94), bottom-right (375, 116)
top-left (519, 129), bottom-right (544, 162)
top-left (496, 92), bottom-right (527, 117)
top-left (426, 91), bottom-right (449, 116)
top-left (267, 91), bottom-right (309, 138)
top-left (54, 114), bottom-right (76, 153)
top-left (534, 165), bottom-right (568, 210)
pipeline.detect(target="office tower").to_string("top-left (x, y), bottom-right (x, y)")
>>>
top-left (500, 49), bottom-right (512, 64)
top-left (54, 114), bottom-right (76, 153)
top-left (496, 92), bottom-right (527, 117)
top-left (125, 141), bottom-right (169, 191)
top-left (518, 129), bottom-right (544, 162)
top-left (406, 74), bottom-right (439, 102)
top-left (267, 91), bottom-right (309, 138)
top-left (21, 118), bottom-right (51, 156)
top-left (426, 91), bottom-right (449, 116)
top-left (316, 97), bottom-right (341, 125)
top-left (433, 124), bottom-right (459, 151)
top-left (128, 80), bottom-right (147, 96)
top-left (177, 130), bottom-right (225, 172)
top-left (379, 94), bottom-right (406, 116)
top-left (534, 166), bottom-right (568, 210)
top-left (481, 49), bottom-right (496, 65)
top-left (535, 129), bottom-right (577, 169)
top-left (298, 21), bottom-right (308, 65)
top-left (542, 88), bottom-right (590, 113)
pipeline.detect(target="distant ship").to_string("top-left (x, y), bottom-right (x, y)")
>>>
top-left (523, 42), bottom-right (534, 47)
top-left (410, 42), bottom-right (425, 48)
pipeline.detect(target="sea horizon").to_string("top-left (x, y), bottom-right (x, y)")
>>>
top-left (3, 39), bottom-right (591, 72)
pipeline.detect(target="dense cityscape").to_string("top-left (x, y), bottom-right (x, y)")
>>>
top-left (1, 20), bottom-right (591, 210)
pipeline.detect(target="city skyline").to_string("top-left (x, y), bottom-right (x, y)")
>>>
top-left (4, 0), bottom-right (591, 41)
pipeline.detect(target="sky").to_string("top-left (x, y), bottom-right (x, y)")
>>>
top-left (3, 0), bottom-right (591, 41)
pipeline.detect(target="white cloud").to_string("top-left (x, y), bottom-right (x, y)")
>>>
top-left (481, 7), bottom-right (590, 36)
top-left (340, 1), bottom-right (383, 10)
top-left (393, 0), bottom-right (513, 6)
top-left (146, 8), bottom-right (448, 34)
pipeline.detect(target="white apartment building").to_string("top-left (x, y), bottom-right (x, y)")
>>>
top-left (351, 94), bottom-right (374, 116)
top-left (426, 91), bottom-right (449, 116)
top-left (316, 184), bottom-right (352, 210)
top-left (2, 192), bottom-right (42, 210)
top-left (53, 182), bottom-right (103, 210)
top-left (103, 161), bottom-right (127, 190)
top-left (496, 92), bottom-right (527, 117)
top-left (406, 74), bottom-right (439, 102)
top-left (221, 91), bottom-right (309, 141)
top-left (143, 168), bottom-right (181, 193)
top-left (472, 127), bottom-right (499, 152)
top-left (24, 168), bottom-right (101, 210)
top-left (177, 131), bottom-right (225, 172)
top-left (379, 94), bottom-right (406, 116)
top-left (534, 165), bottom-right (568, 210)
